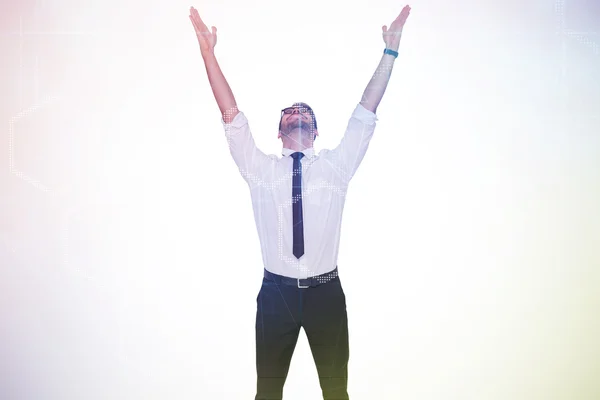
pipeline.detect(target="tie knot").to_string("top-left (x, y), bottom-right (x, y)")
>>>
top-left (291, 152), bottom-right (304, 160)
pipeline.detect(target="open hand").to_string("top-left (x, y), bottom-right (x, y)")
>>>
top-left (382, 5), bottom-right (411, 51)
top-left (189, 6), bottom-right (217, 54)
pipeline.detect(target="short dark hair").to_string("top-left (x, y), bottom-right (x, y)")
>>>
top-left (279, 102), bottom-right (318, 140)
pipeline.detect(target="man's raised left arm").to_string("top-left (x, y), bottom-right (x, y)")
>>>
top-left (360, 4), bottom-right (411, 113)
top-left (326, 5), bottom-right (411, 183)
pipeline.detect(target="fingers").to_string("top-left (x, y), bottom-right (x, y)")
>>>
top-left (391, 4), bottom-right (411, 27)
top-left (401, 5), bottom-right (411, 18)
top-left (396, 5), bottom-right (410, 19)
top-left (189, 15), bottom-right (199, 33)
top-left (190, 16), bottom-right (206, 38)
top-left (189, 6), bottom-right (209, 32)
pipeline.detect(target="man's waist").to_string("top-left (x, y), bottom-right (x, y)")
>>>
top-left (264, 265), bottom-right (339, 288)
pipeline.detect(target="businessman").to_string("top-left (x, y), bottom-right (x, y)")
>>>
top-left (189, 4), bottom-right (411, 399)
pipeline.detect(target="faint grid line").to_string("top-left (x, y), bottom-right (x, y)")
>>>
top-left (555, 0), bottom-right (566, 116)
top-left (0, 31), bottom-right (97, 36)
top-left (35, 55), bottom-right (39, 104)
top-left (564, 30), bottom-right (600, 55)
top-left (554, 0), bottom-right (600, 119)
top-left (19, 16), bottom-right (23, 110)
top-left (8, 96), bottom-right (60, 193)
top-left (10, 12), bottom-right (63, 193)
top-left (555, 0), bottom-right (565, 30)
top-left (8, 10), bottom-right (107, 279)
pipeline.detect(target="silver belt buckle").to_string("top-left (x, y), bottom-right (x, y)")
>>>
top-left (297, 278), bottom-right (310, 289)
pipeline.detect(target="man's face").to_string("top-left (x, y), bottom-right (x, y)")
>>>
top-left (279, 106), bottom-right (316, 138)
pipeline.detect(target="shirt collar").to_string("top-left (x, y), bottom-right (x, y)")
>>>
top-left (282, 147), bottom-right (315, 159)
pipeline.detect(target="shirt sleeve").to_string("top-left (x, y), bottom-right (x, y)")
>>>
top-left (221, 111), bottom-right (276, 185)
top-left (326, 103), bottom-right (378, 184)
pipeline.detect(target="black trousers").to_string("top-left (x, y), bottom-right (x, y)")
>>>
top-left (255, 272), bottom-right (349, 400)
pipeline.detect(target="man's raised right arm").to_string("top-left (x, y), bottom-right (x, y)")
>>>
top-left (189, 6), bottom-right (273, 183)
top-left (189, 6), bottom-right (238, 123)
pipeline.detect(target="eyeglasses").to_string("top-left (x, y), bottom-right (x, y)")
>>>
top-left (281, 106), bottom-right (311, 115)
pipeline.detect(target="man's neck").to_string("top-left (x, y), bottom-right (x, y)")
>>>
top-left (284, 143), bottom-right (312, 152)
top-left (282, 129), bottom-right (314, 151)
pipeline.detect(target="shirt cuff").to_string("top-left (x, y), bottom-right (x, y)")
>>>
top-left (353, 103), bottom-right (379, 124)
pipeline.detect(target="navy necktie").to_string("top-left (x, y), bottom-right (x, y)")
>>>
top-left (291, 152), bottom-right (305, 258)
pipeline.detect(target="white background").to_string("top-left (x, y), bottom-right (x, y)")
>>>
top-left (1, 0), bottom-right (599, 399)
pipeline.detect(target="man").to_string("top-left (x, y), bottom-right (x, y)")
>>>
top-left (189, 5), bottom-right (411, 399)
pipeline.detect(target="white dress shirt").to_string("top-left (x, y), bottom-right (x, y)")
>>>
top-left (221, 103), bottom-right (378, 279)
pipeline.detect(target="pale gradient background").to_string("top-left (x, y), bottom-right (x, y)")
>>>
top-left (1, 0), bottom-right (599, 399)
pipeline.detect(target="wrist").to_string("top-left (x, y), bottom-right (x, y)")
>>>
top-left (201, 48), bottom-right (216, 60)
top-left (383, 48), bottom-right (399, 58)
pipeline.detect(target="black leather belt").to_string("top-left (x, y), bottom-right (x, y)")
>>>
top-left (264, 266), bottom-right (339, 288)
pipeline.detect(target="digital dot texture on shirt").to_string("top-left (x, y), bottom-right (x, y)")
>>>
top-left (222, 104), bottom-right (377, 277)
